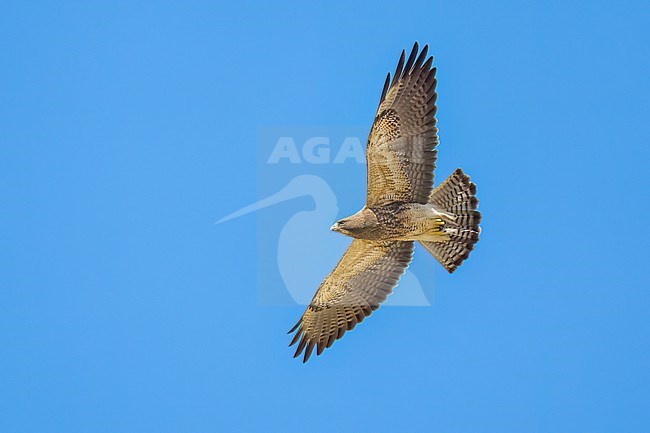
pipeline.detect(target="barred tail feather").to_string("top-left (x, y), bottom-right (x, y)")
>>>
top-left (420, 168), bottom-right (481, 273)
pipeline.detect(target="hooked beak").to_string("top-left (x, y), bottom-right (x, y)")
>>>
top-left (330, 223), bottom-right (339, 232)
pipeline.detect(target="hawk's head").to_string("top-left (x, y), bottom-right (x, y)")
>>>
top-left (330, 218), bottom-right (355, 235)
top-left (330, 208), bottom-right (379, 238)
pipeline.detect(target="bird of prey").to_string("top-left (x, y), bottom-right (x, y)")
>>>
top-left (289, 42), bottom-right (481, 362)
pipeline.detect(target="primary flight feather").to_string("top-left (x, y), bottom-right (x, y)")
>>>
top-left (289, 42), bottom-right (481, 363)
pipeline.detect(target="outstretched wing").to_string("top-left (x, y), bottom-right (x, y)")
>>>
top-left (366, 42), bottom-right (439, 207)
top-left (288, 239), bottom-right (414, 362)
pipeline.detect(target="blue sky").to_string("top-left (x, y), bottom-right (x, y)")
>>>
top-left (1, 1), bottom-right (649, 432)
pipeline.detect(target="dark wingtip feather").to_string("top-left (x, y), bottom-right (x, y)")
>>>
top-left (289, 328), bottom-right (302, 346)
top-left (393, 49), bottom-right (406, 83)
top-left (287, 318), bottom-right (301, 334)
top-left (293, 335), bottom-right (307, 358)
top-left (412, 44), bottom-right (429, 73)
top-left (303, 341), bottom-right (315, 363)
top-left (379, 72), bottom-right (391, 106)
top-left (422, 55), bottom-right (434, 73)
top-left (403, 42), bottom-right (419, 76)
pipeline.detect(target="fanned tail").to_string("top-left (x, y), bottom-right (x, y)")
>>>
top-left (420, 168), bottom-right (481, 273)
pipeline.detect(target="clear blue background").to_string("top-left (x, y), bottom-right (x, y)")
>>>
top-left (1, 1), bottom-right (649, 432)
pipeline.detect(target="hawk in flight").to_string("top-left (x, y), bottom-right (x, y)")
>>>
top-left (289, 43), bottom-right (481, 362)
